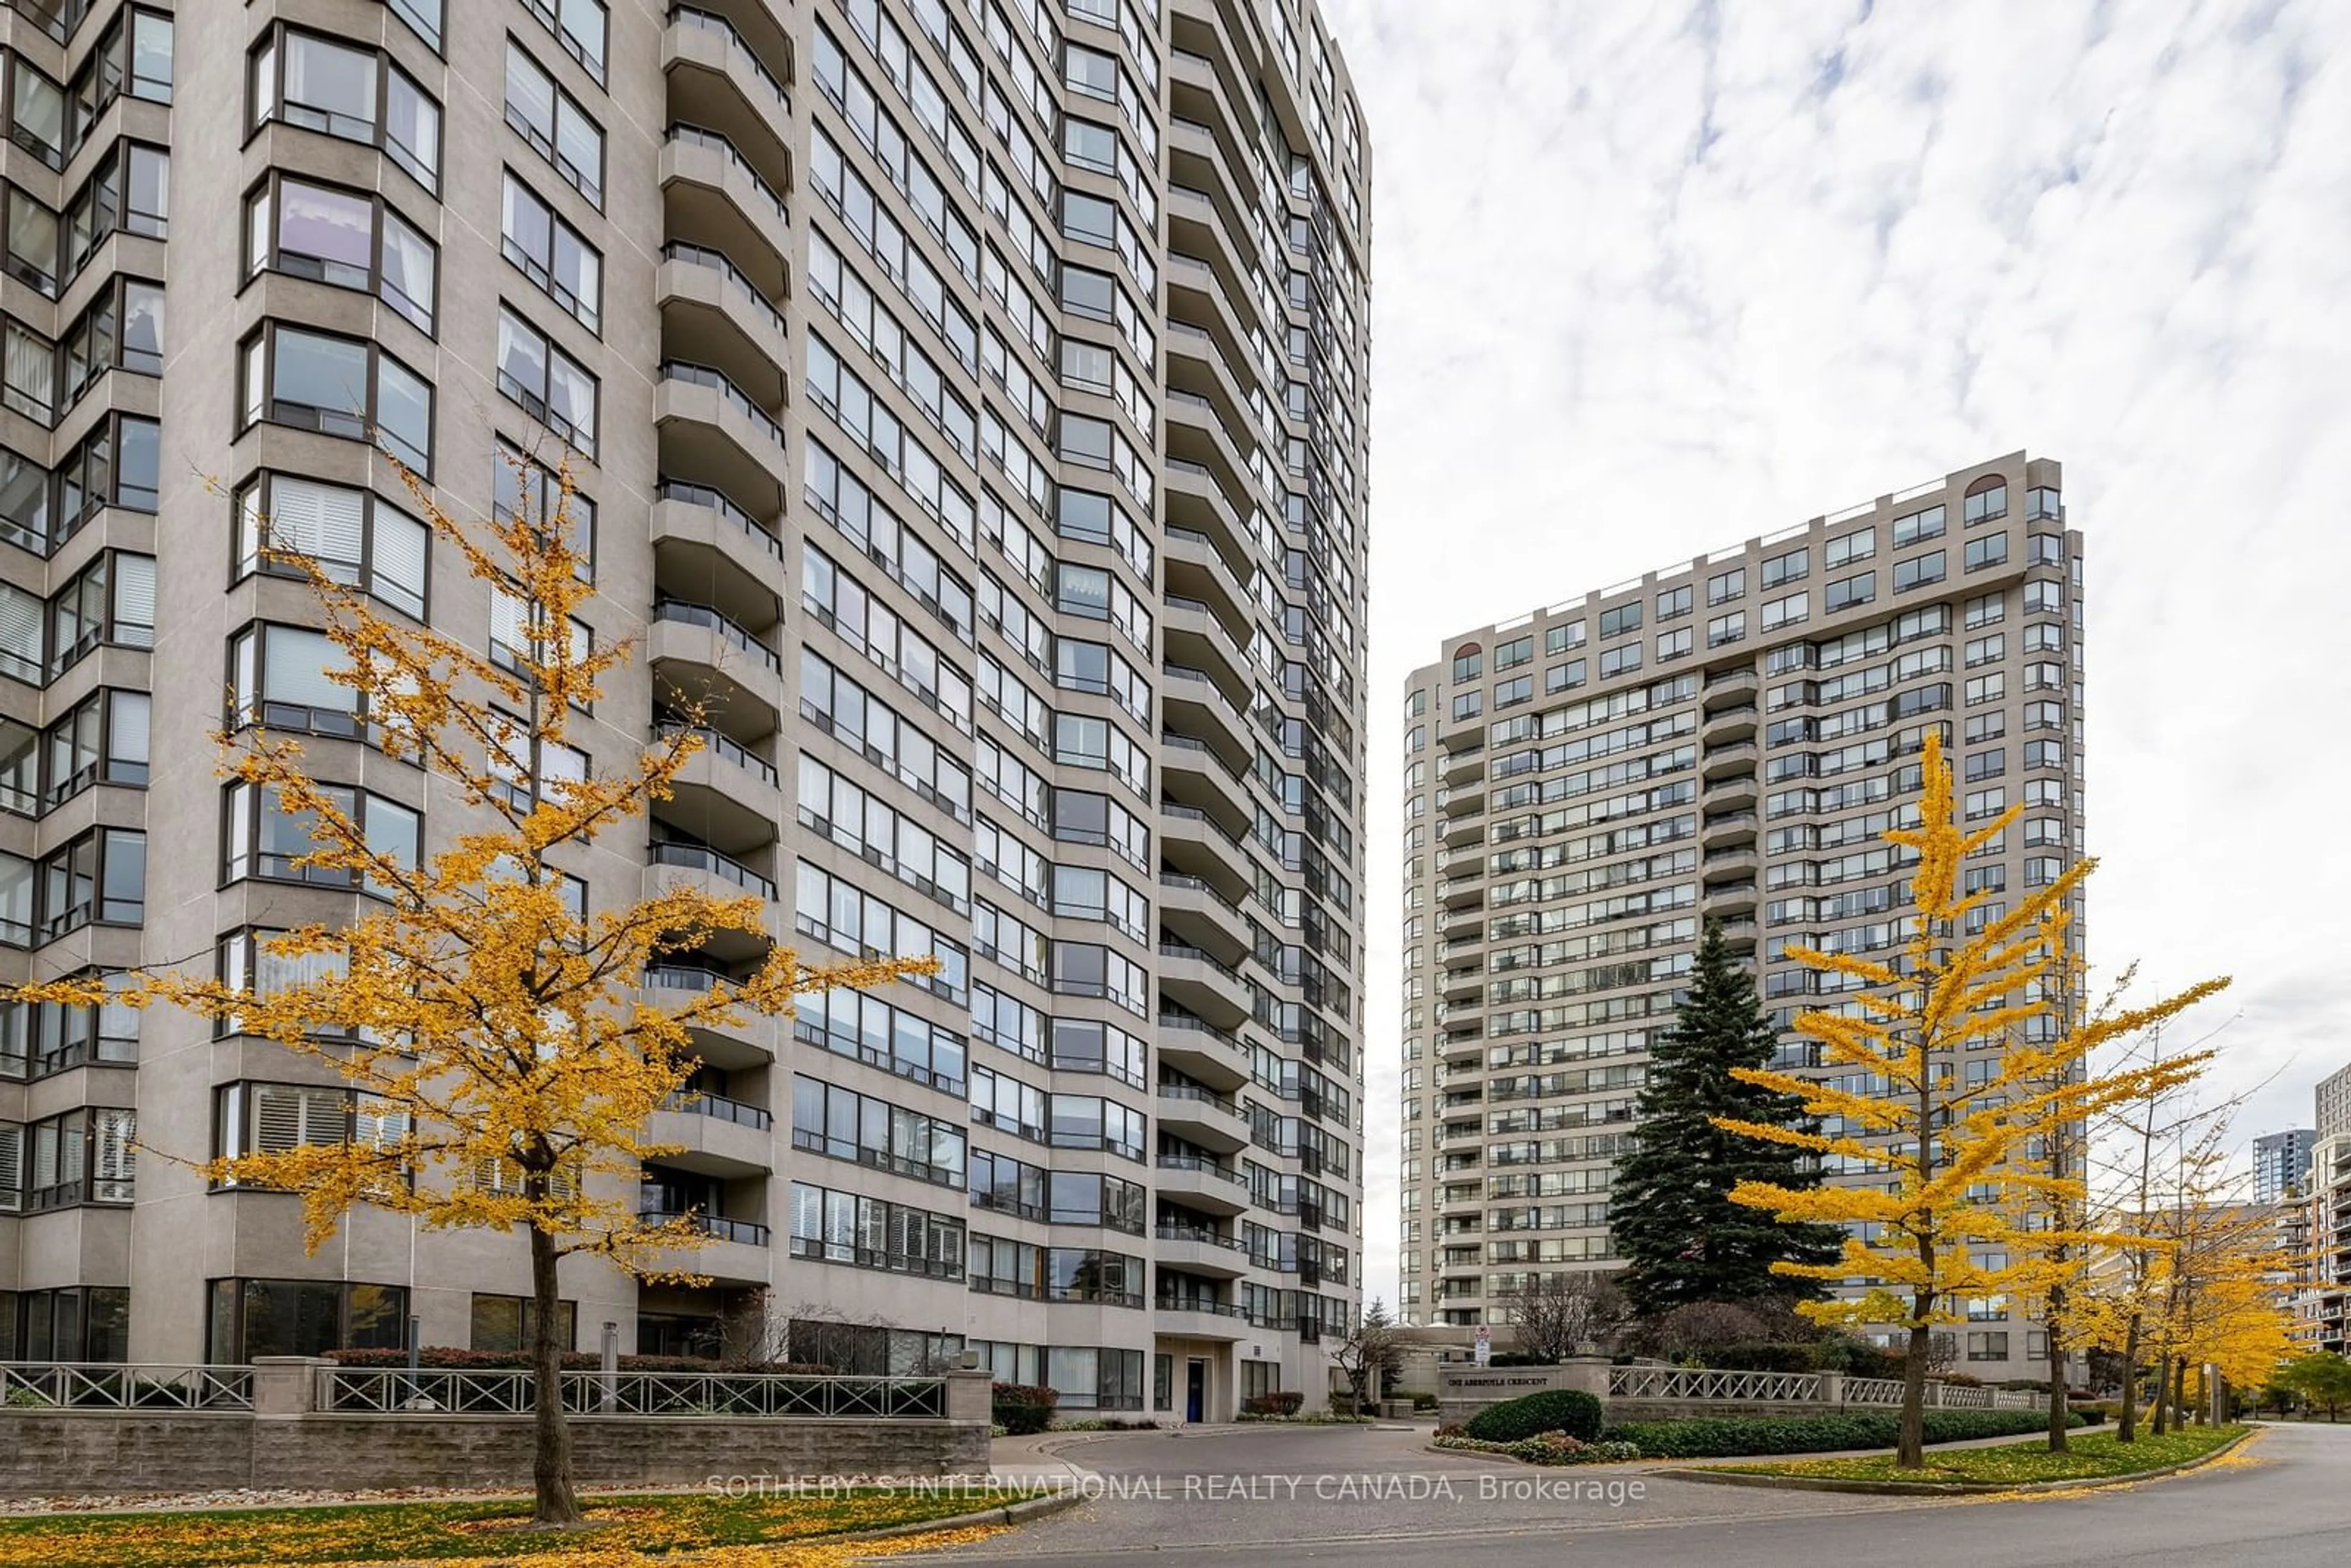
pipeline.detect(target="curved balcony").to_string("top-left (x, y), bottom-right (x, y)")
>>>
top-left (650, 1089), bottom-right (775, 1177)
top-left (1155, 1013), bottom-right (1249, 1093)
top-left (651, 481), bottom-right (787, 634)
top-left (1161, 591), bottom-right (1251, 693)
top-left (1155, 938), bottom-right (1248, 1031)
top-left (664, 6), bottom-right (795, 197)
top-left (641, 962), bottom-right (779, 1068)
top-left (655, 359), bottom-right (790, 517)
top-left (1163, 456), bottom-right (1251, 567)
top-left (1155, 1087), bottom-right (1249, 1157)
top-left (1703, 848), bottom-right (1760, 883)
top-left (1163, 380), bottom-right (1261, 511)
top-left (1701, 741), bottom-right (1760, 781)
top-left (1703, 702), bottom-right (1758, 744)
top-left (639, 1209), bottom-right (773, 1285)
top-left (1163, 519), bottom-right (1252, 625)
top-left (660, 124), bottom-right (790, 299)
top-left (1158, 733), bottom-right (1250, 833)
top-left (1153, 1297), bottom-right (1249, 1342)
top-left (1701, 878), bottom-right (1758, 918)
top-left (1701, 809), bottom-right (1759, 850)
top-left (1154, 1155), bottom-right (1249, 1217)
top-left (1157, 801), bottom-right (1245, 881)
top-left (1157, 872), bottom-right (1247, 963)
top-left (648, 597), bottom-right (786, 738)
top-left (1161, 664), bottom-right (1250, 763)
top-left (659, 242), bottom-right (790, 412)
top-left (657, 720), bottom-right (785, 856)
top-left (1703, 665), bottom-right (1760, 708)
top-left (645, 839), bottom-right (781, 962)
top-left (1708, 770), bottom-right (1760, 809)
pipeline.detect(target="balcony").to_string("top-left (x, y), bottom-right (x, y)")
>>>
top-left (1441, 744), bottom-right (1486, 785)
top-left (1156, 1012), bottom-right (1249, 1093)
top-left (1153, 1224), bottom-right (1250, 1280)
top-left (1703, 666), bottom-right (1759, 707)
top-left (1153, 1155), bottom-right (1249, 1216)
top-left (1155, 1084), bottom-right (1250, 1155)
top-left (1708, 770), bottom-right (1760, 809)
top-left (1158, 871), bottom-right (1248, 962)
top-left (640, 962), bottom-right (778, 1067)
top-left (1163, 456), bottom-right (1251, 566)
top-left (650, 1090), bottom-right (774, 1177)
top-left (1158, 733), bottom-right (1250, 828)
top-left (651, 482), bottom-right (786, 633)
top-left (1163, 522), bottom-right (1252, 627)
top-left (645, 839), bottom-right (779, 961)
top-left (1701, 810), bottom-right (1759, 849)
top-left (1161, 664), bottom-right (1250, 762)
top-left (657, 720), bottom-right (784, 853)
top-left (1157, 937), bottom-right (1248, 1030)
top-left (659, 125), bottom-right (789, 298)
top-left (1703, 848), bottom-right (1761, 882)
top-left (656, 359), bottom-right (790, 515)
top-left (1702, 702), bottom-right (1758, 743)
top-left (1701, 879), bottom-right (1758, 918)
top-left (1153, 1296), bottom-right (1249, 1341)
top-left (638, 1209), bottom-right (773, 1285)
top-left (663, 7), bottom-right (794, 197)
top-left (658, 242), bottom-right (790, 411)
top-left (1162, 593), bottom-right (1251, 692)
top-left (1158, 799), bottom-right (1244, 879)
top-left (648, 597), bottom-right (786, 732)
top-left (1701, 741), bottom-right (1760, 780)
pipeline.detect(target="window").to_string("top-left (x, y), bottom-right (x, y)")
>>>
top-left (1965, 533), bottom-right (2008, 571)
top-left (20, 1107), bottom-right (135, 1210)
top-left (494, 443), bottom-right (595, 576)
top-left (1597, 602), bottom-right (1640, 639)
top-left (43, 552), bottom-right (153, 677)
top-left (1762, 548), bottom-right (1808, 588)
top-left (1761, 592), bottom-right (1808, 632)
top-left (504, 41), bottom-right (602, 206)
top-left (50, 414), bottom-right (161, 534)
top-left (34, 827), bottom-right (144, 937)
top-left (227, 623), bottom-right (358, 737)
top-left (789, 1180), bottom-right (966, 1278)
top-left (1546, 659), bottom-right (1584, 693)
top-left (236, 474), bottom-right (429, 618)
top-left (495, 307), bottom-right (596, 457)
top-left (1450, 644), bottom-right (1482, 683)
top-left (2025, 487), bottom-right (2061, 520)
top-left (1824, 572), bottom-right (1875, 612)
top-left (1708, 568), bottom-right (1745, 605)
top-left (1893, 551), bottom-right (1946, 593)
top-left (1964, 591), bottom-right (2004, 629)
top-left (791, 1075), bottom-right (966, 1187)
top-left (1494, 636), bottom-right (1533, 670)
top-left (1965, 672), bottom-right (2006, 705)
top-left (2027, 533), bottom-right (2064, 567)
top-left (1892, 506), bottom-right (1946, 547)
top-left (250, 28), bottom-right (440, 193)
top-left (1597, 643), bottom-right (1640, 680)
top-left (500, 172), bottom-right (601, 332)
top-left (470, 1293), bottom-right (576, 1352)
top-left (1450, 690), bottom-right (1481, 720)
top-left (1708, 612), bottom-right (1745, 647)
top-left (523, 0), bottom-right (607, 82)
top-left (386, 0), bottom-right (441, 50)
top-left (1966, 748), bottom-right (2007, 782)
top-left (1495, 675), bottom-right (1532, 708)
top-left (241, 322), bottom-right (433, 475)
top-left (2023, 580), bottom-right (2063, 615)
top-left (222, 780), bottom-right (419, 891)
top-left (206, 1278), bottom-right (407, 1363)
top-left (1655, 628), bottom-right (1692, 662)
top-left (1065, 43), bottom-right (1117, 100)
top-left (1965, 634), bottom-right (2004, 667)
top-left (1825, 529), bottom-right (1874, 568)
top-left (1545, 621), bottom-right (1586, 653)
top-left (1655, 585), bottom-right (1692, 621)
top-left (58, 278), bottom-right (165, 408)
top-left (244, 174), bottom-right (435, 334)
top-left (2025, 660), bottom-right (2064, 691)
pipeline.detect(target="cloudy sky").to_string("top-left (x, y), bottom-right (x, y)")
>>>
top-left (1321, 0), bottom-right (2351, 1305)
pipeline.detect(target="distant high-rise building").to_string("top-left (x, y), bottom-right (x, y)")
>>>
top-left (2318, 1063), bottom-right (2351, 1139)
top-left (1398, 452), bottom-right (2081, 1386)
top-left (0, 0), bottom-right (1374, 1419)
top-left (2255, 1130), bottom-right (2317, 1204)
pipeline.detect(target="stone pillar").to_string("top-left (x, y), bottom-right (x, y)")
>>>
top-left (1817, 1371), bottom-right (1844, 1406)
top-left (945, 1368), bottom-right (993, 1427)
top-left (250, 1356), bottom-right (329, 1416)
top-left (1556, 1355), bottom-right (1611, 1401)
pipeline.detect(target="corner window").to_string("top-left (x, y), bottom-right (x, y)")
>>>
top-left (222, 779), bottom-right (419, 892)
top-left (240, 321), bottom-right (434, 476)
top-left (236, 474), bottom-right (429, 618)
top-left (245, 174), bottom-right (436, 336)
top-left (227, 623), bottom-right (356, 737)
top-left (250, 27), bottom-right (440, 194)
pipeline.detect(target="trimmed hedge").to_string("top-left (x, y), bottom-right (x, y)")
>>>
top-left (1243, 1391), bottom-right (1305, 1416)
top-left (1603, 1408), bottom-right (2084, 1458)
top-left (1463, 1389), bottom-right (1604, 1444)
top-left (325, 1348), bottom-right (831, 1373)
top-left (992, 1381), bottom-right (1059, 1435)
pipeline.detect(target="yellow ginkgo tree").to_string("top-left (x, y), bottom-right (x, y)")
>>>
top-left (1, 460), bottom-right (933, 1527)
top-left (1712, 730), bottom-right (2229, 1468)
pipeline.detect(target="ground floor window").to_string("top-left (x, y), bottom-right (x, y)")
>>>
top-left (470, 1293), bottom-right (577, 1353)
top-left (970, 1343), bottom-right (1142, 1409)
top-left (1967, 1331), bottom-right (2010, 1362)
top-left (1242, 1359), bottom-right (1280, 1400)
top-left (636, 1311), bottom-right (722, 1359)
top-left (3, 1285), bottom-right (129, 1361)
top-left (205, 1278), bottom-right (407, 1363)
top-left (1153, 1352), bottom-right (1173, 1411)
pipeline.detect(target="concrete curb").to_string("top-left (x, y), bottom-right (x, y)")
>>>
top-left (826, 1488), bottom-right (1086, 1542)
top-left (1656, 1427), bottom-right (2258, 1495)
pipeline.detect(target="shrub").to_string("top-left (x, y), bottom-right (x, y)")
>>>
top-left (992, 1381), bottom-right (1059, 1435)
top-left (1242, 1391), bottom-right (1305, 1417)
top-left (1463, 1389), bottom-right (1605, 1444)
top-left (1934, 1372), bottom-right (1985, 1388)
top-left (1434, 1431), bottom-right (1643, 1465)
top-left (1412, 1392), bottom-right (1439, 1412)
top-left (1601, 1408), bottom-right (2083, 1458)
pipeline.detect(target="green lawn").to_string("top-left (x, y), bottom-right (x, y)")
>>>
top-left (0, 1485), bottom-right (1026, 1568)
top-left (1719, 1424), bottom-right (2250, 1486)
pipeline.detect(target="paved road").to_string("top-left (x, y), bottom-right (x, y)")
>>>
top-left (913, 1421), bottom-right (2351, 1567)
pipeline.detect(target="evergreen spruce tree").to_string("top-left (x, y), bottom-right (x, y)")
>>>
top-left (1611, 920), bottom-right (1846, 1317)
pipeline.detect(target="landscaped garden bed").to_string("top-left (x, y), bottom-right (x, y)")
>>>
top-left (1714, 1424), bottom-right (2249, 1486)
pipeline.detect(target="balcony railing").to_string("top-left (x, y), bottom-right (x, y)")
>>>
top-left (662, 1088), bottom-right (773, 1130)
top-left (657, 720), bottom-right (780, 786)
top-left (664, 124), bottom-right (789, 223)
top-left (651, 598), bottom-right (782, 673)
top-left (648, 839), bottom-right (777, 900)
top-left (669, 6), bottom-right (792, 114)
top-left (661, 240), bottom-right (787, 335)
top-left (659, 359), bottom-right (787, 449)
top-left (639, 1209), bottom-right (770, 1246)
top-left (657, 479), bottom-right (785, 558)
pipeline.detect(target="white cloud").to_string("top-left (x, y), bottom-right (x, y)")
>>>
top-left (1323, 0), bottom-right (2351, 1305)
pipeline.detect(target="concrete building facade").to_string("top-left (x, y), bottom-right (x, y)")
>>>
top-left (1398, 452), bottom-right (2082, 1386)
top-left (0, 0), bottom-right (1371, 1420)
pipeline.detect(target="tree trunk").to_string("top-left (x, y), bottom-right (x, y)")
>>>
top-left (1899, 1321), bottom-right (1930, 1469)
top-left (2172, 1359), bottom-right (2190, 1428)
top-left (530, 1223), bottom-right (583, 1528)
top-left (2151, 1350), bottom-right (2172, 1436)
top-left (2044, 1286), bottom-right (2069, 1453)
top-left (2117, 1313), bottom-right (2142, 1442)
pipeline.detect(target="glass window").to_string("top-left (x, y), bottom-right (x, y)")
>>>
top-left (205, 1278), bottom-right (407, 1363)
top-left (1963, 480), bottom-right (2008, 525)
top-left (1965, 533), bottom-right (2009, 571)
top-left (235, 474), bottom-right (429, 618)
top-left (504, 42), bottom-right (602, 207)
top-left (1708, 567), bottom-right (1745, 605)
top-left (494, 307), bottom-right (597, 457)
top-left (246, 174), bottom-right (435, 335)
top-left (524, 0), bottom-right (608, 81)
top-left (500, 171), bottom-right (601, 332)
top-left (241, 322), bottom-right (434, 475)
top-left (1761, 548), bottom-right (1808, 588)
top-left (251, 28), bottom-right (439, 193)
top-left (1894, 550), bottom-right (1948, 592)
